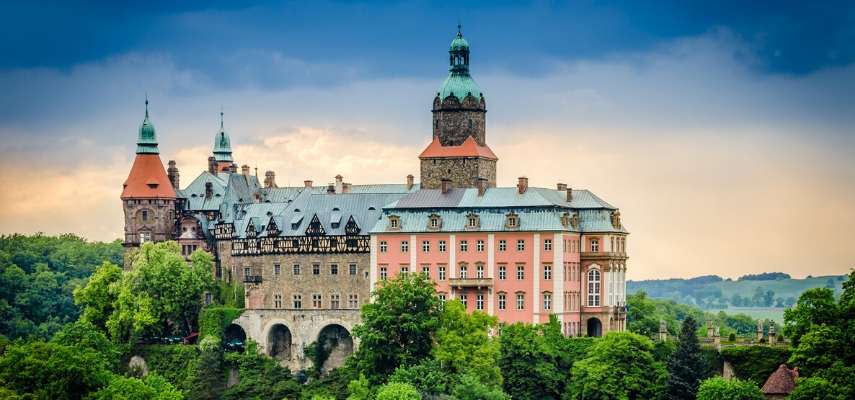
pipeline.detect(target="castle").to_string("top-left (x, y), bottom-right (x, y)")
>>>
top-left (121, 27), bottom-right (628, 371)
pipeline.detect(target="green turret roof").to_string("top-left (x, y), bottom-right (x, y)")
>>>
top-left (437, 25), bottom-right (484, 101)
top-left (136, 98), bottom-right (159, 154)
top-left (212, 111), bottom-right (233, 162)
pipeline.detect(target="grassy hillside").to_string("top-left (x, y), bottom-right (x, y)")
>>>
top-left (628, 273), bottom-right (847, 323)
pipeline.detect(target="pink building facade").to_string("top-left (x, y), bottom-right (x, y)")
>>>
top-left (370, 182), bottom-right (628, 336)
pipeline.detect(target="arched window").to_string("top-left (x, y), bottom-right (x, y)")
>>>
top-left (587, 269), bottom-right (601, 307)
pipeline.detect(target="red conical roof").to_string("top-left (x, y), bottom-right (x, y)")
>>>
top-left (121, 154), bottom-right (176, 199)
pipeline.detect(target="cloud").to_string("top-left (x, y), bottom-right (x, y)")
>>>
top-left (1, 30), bottom-right (853, 279)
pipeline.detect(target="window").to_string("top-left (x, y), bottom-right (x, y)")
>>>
top-left (312, 293), bottom-right (322, 308)
top-left (459, 294), bottom-right (468, 308)
top-left (330, 264), bottom-right (338, 275)
top-left (544, 264), bottom-right (552, 280)
top-left (390, 218), bottom-right (399, 229)
top-left (460, 240), bottom-right (468, 252)
top-left (274, 294), bottom-right (282, 308)
top-left (422, 240), bottom-right (430, 252)
top-left (590, 239), bottom-right (599, 252)
top-left (517, 239), bottom-right (525, 251)
top-left (587, 269), bottom-right (601, 306)
top-left (400, 265), bottom-right (409, 275)
top-left (498, 240), bottom-right (507, 251)
top-left (498, 264), bottom-right (507, 280)
top-left (293, 264), bottom-right (301, 275)
top-left (476, 294), bottom-right (484, 310)
top-left (348, 294), bottom-right (359, 308)
top-left (330, 294), bottom-right (340, 309)
top-left (438, 292), bottom-right (447, 302)
top-left (467, 215), bottom-right (478, 228)
top-left (459, 264), bottom-right (468, 279)
top-left (507, 214), bottom-right (518, 228)
top-left (516, 264), bottom-right (525, 280)
top-left (293, 294), bottom-right (302, 309)
top-left (544, 239), bottom-right (552, 251)
top-left (438, 265), bottom-right (446, 280)
top-left (438, 240), bottom-right (447, 252)
top-left (380, 266), bottom-right (388, 280)
top-left (543, 292), bottom-right (552, 310)
top-left (140, 232), bottom-right (151, 243)
top-left (476, 240), bottom-right (485, 252)
top-left (274, 264), bottom-right (281, 275)
top-left (516, 292), bottom-right (525, 310)
top-left (401, 240), bottom-right (409, 252)
top-left (141, 210), bottom-right (149, 222)
top-left (476, 263), bottom-right (485, 279)
top-left (379, 241), bottom-right (388, 252)
top-left (244, 267), bottom-right (251, 277)
top-left (313, 264), bottom-right (320, 275)
top-left (498, 293), bottom-right (507, 310)
top-left (205, 292), bottom-right (213, 305)
top-left (421, 264), bottom-right (430, 276)
top-left (349, 263), bottom-right (357, 275)
top-left (430, 216), bottom-right (440, 228)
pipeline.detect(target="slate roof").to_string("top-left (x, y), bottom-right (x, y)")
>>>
top-left (179, 171), bottom-right (229, 211)
top-left (371, 186), bottom-right (625, 234)
top-left (761, 364), bottom-right (798, 395)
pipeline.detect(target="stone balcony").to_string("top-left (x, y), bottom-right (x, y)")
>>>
top-left (580, 251), bottom-right (628, 261)
top-left (449, 277), bottom-right (493, 289)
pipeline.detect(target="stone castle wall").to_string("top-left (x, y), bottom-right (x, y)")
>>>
top-left (433, 108), bottom-right (486, 146)
top-left (420, 157), bottom-right (496, 189)
top-left (122, 198), bottom-right (176, 269)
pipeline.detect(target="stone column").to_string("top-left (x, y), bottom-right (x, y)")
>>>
top-left (756, 320), bottom-right (764, 342)
top-left (769, 323), bottom-right (777, 345)
top-left (658, 319), bottom-right (668, 342)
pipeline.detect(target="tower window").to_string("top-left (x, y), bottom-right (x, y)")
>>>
top-left (141, 210), bottom-right (149, 222)
top-left (468, 119), bottom-right (473, 128)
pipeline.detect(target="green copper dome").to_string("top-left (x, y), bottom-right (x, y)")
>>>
top-left (437, 26), bottom-right (484, 101)
top-left (136, 99), bottom-right (159, 154)
top-left (212, 111), bottom-right (233, 162)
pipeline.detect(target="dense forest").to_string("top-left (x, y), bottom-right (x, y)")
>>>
top-left (0, 234), bottom-right (853, 399)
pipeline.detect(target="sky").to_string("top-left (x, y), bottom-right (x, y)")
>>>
top-left (0, 1), bottom-right (853, 280)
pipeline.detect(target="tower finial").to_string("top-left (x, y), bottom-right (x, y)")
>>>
top-left (457, 23), bottom-right (462, 36)
top-left (220, 106), bottom-right (224, 130)
top-left (144, 93), bottom-right (149, 117)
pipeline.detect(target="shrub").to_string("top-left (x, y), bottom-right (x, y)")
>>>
top-left (375, 382), bottom-right (420, 400)
top-left (728, 332), bottom-right (736, 342)
top-left (696, 377), bottom-right (763, 400)
top-left (198, 307), bottom-right (243, 342)
top-left (721, 345), bottom-right (790, 385)
top-left (136, 344), bottom-right (201, 394)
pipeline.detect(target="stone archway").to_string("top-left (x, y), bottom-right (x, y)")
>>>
top-left (224, 323), bottom-right (247, 352)
top-left (315, 324), bottom-right (354, 372)
top-left (267, 324), bottom-right (292, 361)
top-left (586, 318), bottom-right (602, 337)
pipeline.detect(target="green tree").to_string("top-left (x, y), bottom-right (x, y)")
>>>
top-left (51, 319), bottom-right (123, 368)
top-left (783, 287), bottom-right (839, 346)
top-left (188, 336), bottom-right (225, 400)
top-left (788, 377), bottom-right (847, 400)
top-left (375, 382), bottom-right (420, 400)
top-left (452, 373), bottom-right (510, 400)
top-left (0, 340), bottom-right (112, 399)
top-left (351, 274), bottom-right (441, 382)
top-left (695, 377), bottom-right (763, 400)
top-left (89, 374), bottom-right (183, 400)
top-left (346, 374), bottom-right (373, 400)
top-left (433, 299), bottom-right (502, 387)
top-left (73, 261), bottom-right (122, 330)
top-left (563, 332), bottom-right (667, 400)
top-left (665, 316), bottom-right (705, 399)
top-left (106, 242), bottom-right (213, 342)
top-left (626, 291), bottom-right (659, 336)
top-left (388, 358), bottom-right (454, 396)
top-left (788, 324), bottom-right (843, 376)
top-left (499, 323), bottom-right (563, 400)
top-left (221, 340), bottom-right (301, 400)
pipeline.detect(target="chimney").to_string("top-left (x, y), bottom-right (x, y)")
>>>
top-left (207, 156), bottom-right (217, 174)
top-left (406, 174), bottom-right (414, 190)
top-left (167, 160), bottom-right (180, 190)
top-left (557, 183), bottom-right (567, 191)
top-left (303, 180), bottom-right (313, 188)
top-left (476, 177), bottom-right (488, 196)
top-left (440, 178), bottom-right (451, 194)
top-left (327, 183), bottom-right (336, 194)
top-left (241, 164), bottom-right (250, 176)
top-left (335, 174), bottom-right (343, 193)
top-left (517, 177), bottom-right (528, 194)
top-left (205, 182), bottom-right (213, 199)
top-left (264, 171), bottom-right (277, 188)
top-left (566, 187), bottom-right (573, 202)
top-left (342, 182), bottom-right (352, 193)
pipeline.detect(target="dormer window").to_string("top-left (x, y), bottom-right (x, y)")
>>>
top-left (427, 214), bottom-right (442, 230)
top-left (466, 213), bottom-right (480, 230)
top-left (505, 212), bottom-right (519, 229)
top-left (388, 215), bottom-right (401, 231)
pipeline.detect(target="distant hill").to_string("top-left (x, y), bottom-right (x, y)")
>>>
top-left (627, 273), bottom-right (846, 310)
